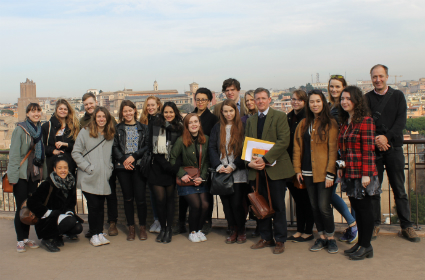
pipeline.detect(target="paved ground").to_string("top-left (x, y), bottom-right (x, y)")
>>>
top-left (0, 219), bottom-right (424, 280)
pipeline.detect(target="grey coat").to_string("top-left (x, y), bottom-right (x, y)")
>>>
top-left (7, 126), bottom-right (33, 184)
top-left (71, 128), bottom-right (114, 195)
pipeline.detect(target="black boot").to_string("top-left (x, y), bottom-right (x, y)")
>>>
top-left (344, 243), bottom-right (360, 256)
top-left (172, 221), bottom-right (187, 236)
top-left (156, 229), bottom-right (166, 243)
top-left (41, 239), bottom-right (60, 252)
top-left (163, 227), bottom-right (173, 244)
top-left (53, 236), bottom-right (64, 247)
top-left (349, 246), bottom-right (373, 260)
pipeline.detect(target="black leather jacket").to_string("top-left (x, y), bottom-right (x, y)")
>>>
top-left (112, 121), bottom-right (149, 164)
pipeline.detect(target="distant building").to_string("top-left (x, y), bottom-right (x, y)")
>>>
top-left (87, 89), bottom-right (99, 95)
top-left (17, 78), bottom-right (39, 121)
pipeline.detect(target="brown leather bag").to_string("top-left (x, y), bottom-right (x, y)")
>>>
top-left (292, 175), bottom-right (305, 189)
top-left (176, 144), bottom-right (202, 186)
top-left (20, 185), bottom-right (53, 226)
top-left (2, 147), bottom-right (34, 193)
top-left (248, 170), bottom-right (275, 219)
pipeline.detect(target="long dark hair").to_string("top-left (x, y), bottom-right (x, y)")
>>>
top-left (219, 99), bottom-right (244, 158)
top-left (159, 102), bottom-right (183, 128)
top-left (118, 100), bottom-right (138, 123)
top-left (303, 90), bottom-right (333, 140)
top-left (339, 86), bottom-right (371, 124)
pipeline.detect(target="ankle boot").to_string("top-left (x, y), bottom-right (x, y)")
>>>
top-left (41, 239), bottom-right (60, 252)
top-left (127, 225), bottom-right (135, 241)
top-left (237, 227), bottom-right (247, 244)
top-left (163, 227), bottom-right (173, 244)
top-left (139, 225), bottom-right (147, 240)
top-left (108, 221), bottom-right (118, 236)
top-left (226, 226), bottom-right (238, 244)
top-left (349, 246), bottom-right (373, 260)
top-left (156, 229), bottom-right (166, 243)
top-left (344, 243), bottom-right (360, 256)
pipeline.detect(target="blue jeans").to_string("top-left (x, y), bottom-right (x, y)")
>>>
top-left (332, 182), bottom-right (356, 226)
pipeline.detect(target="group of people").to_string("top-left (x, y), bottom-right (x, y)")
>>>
top-left (7, 64), bottom-right (420, 260)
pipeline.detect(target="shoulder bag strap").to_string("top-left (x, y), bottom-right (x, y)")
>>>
top-left (264, 170), bottom-right (273, 211)
top-left (47, 121), bottom-right (51, 145)
top-left (83, 138), bottom-right (106, 157)
top-left (20, 146), bottom-right (34, 167)
top-left (43, 186), bottom-right (54, 206)
top-left (372, 90), bottom-right (394, 122)
top-left (197, 144), bottom-right (202, 177)
top-left (255, 171), bottom-right (259, 193)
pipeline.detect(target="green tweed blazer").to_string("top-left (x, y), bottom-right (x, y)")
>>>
top-left (245, 108), bottom-right (295, 181)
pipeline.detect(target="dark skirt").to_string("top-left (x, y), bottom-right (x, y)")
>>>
top-left (341, 175), bottom-right (381, 200)
top-left (177, 183), bottom-right (208, 196)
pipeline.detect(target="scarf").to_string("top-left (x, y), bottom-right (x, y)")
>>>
top-left (152, 120), bottom-right (181, 161)
top-left (25, 118), bottom-right (44, 162)
top-left (50, 171), bottom-right (75, 199)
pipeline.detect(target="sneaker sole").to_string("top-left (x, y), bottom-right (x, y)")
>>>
top-left (328, 249), bottom-right (339, 254)
top-left (90, 242), bottom-right (102, 247)
top-left (17, 249), bottom-right (26, 253)
top-left (26, 245), bottom-right (40, 249)
top-left (310, 246), bottom-right (327, 252)
top-left (348, 236), bottom-right (358, 244)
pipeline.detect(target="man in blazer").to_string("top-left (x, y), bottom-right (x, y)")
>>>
top-left (245, 87), bottom-right (295, 254)
top-left (213, 78), bottom-right (247, 118)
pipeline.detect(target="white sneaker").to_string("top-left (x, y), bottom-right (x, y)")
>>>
top-left (90, 235), bottom-right (102, 247)
top-left (149, 220), bottom-right (161, 233)
top-left (17, 241), bottom-right (26, 253)
top-left (188, 231), bottom-right (201, 243)
top-left (197, 230), bottom-right (207, 242)
top-left (98, 233), bottom-right (110, 245)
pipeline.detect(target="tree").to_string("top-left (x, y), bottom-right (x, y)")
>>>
top-left (1, 109), bottom-right (14, 116)
top-left (289, 87), bottom-right (297, 93)
top-left (405, 117), bottom-right (425, 135)
top-left (180, 104), bottom-right (195, 113)
top-left (99, 90), bottom-right (103, 94)
top-left (305, 83), bottom-right (314, 92)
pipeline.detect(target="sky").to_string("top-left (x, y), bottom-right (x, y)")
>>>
top-left (1, 0), bottom-right (425, 103)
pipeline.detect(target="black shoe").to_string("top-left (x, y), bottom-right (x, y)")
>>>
top-left (163, 228), bottom-right (172, 244)
top-left (53, 236), bottom-right (64, 247)
top-left (349, 246), bottom-right (373, 260)
top-left (327, 239), bottom-right (339, 254)
top-left (66, 234), bottom-right (78, 240)
top-left (156, 229), bottom-right (166, 243)
top-left (41, 239), bottom-right (60, 252)
top-left (250, 226), bottom-right (260, 238)
top-left (310, 238), bottom-right (328, 251)
top-left (344, 243), bottom-right (360, 256)
top-left (85, 231), bottom-right (93, 239)
top-left (287, 235), bottom-right (297, 241)
top-left (293, 235), bottom-right (314, 243)
top-left (202, 222), bottom-right (212, 235)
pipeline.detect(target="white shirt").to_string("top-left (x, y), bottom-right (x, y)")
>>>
top-left (258, 107), bottom-right (270, 117)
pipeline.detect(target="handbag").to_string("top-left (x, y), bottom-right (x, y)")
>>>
top-left (248, 170), bottom-right (275, 219)
top-left (139, 150), bottom-right (152, 178)
top-left (176, 144), bottom-right (202, 186)
top-left (114, 161), bottom-right (127, 171)
top-left (209, 148), bottom-right (234, 195)
top-left (20, 185), bottom-right (53, 226)
top-left (292, 175), bottom-right (305, 189)
top-left (2, 147), bottom-right (34, 193)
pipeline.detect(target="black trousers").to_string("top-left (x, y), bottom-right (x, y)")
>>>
top-left (57, 216), bottom-right (83, 238)
top-left (83, 192), bottom-right (106, 235)
top-left (374, 147), bottom-right (413, 229)
top-left (13, 178), bottom-right (39, 241)
top-left (250, 172), bottom-right (288, 243)
top-left (349, 195), bottom-right (374, 247)
top-left (304, 177), bottom-right (335, 236)
top-left (116, 169), bottom-right (147, 226)
top-left (220, 183), bottom-right (247, 233)
top-left (106, 170), bottom-right (118, 223)
top-left (287, 181), bottom-right (314, 235)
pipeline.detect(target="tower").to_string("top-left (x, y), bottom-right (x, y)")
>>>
top-left (316, 73), bottom-right (320, 83)
top-left (153, 80), bottom-right (158, 91)
top-left (18, 78), bottom-right (39, 121)
top-left (189, 82), bottom-right (199, 94)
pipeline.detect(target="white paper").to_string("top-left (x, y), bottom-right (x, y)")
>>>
top-left (244, 140), bottom-right (276, 166)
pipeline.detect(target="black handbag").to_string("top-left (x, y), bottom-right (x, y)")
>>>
top-left (209, 149), bottom-right (234, 196)
top-left (139, 150), bottom-right (152, 178)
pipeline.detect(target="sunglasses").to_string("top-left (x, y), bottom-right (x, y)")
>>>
top-left (330, 75), bottom-right (344, 79)
top-left (307, 89), bottom-right (323, 95)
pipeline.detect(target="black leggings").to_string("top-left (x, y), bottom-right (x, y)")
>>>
top-left (152, 184), bottom-right (175, 230)
top-left (83, 192), bottom-right (106, 235)
top-left (13, 178), bottom-right (39, 241)
top-left (287, 181), bottom-right (314, 234)
top-left (58, 216), bottom-right (83, 237)
top-left (220, 183), bottom-right (246, 233)
top-left (117, 170), bottom-right (147, 226)
top-left (178, 196), bottom-right (189, 223)
top-left (349, 195), bottom-right (374, 248)
top-left (184, 193), bottom-right (209, 233)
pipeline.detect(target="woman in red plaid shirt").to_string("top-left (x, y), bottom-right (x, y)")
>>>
top-left (337, 86), bottom-right (381, 261)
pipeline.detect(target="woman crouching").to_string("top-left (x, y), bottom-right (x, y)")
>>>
top-left (27, 156), bottom-right (83, 252)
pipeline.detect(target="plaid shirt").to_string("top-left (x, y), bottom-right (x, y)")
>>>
top-left (338, 116), bottom-right (378, 178)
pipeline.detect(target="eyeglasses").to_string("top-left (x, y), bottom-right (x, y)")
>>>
top-left (291, 98), bottom-right (303, 103)
top-left (331, 75), bottom-right (344, 79)
top-left (196, 99), bottom-right (209, 103)
top-left (308, 89), bottom-right (323, 95)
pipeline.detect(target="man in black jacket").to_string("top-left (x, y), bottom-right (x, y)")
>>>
top-left (365, 64), bottom-right (420, 243)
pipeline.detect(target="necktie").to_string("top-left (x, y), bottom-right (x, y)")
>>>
top-left (259, 113), bottom-right (265, 119)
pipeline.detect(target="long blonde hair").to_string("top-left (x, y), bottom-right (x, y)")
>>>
top-left (243, 90), bottom-right (258, 115)
top-left (54, 99), bottom-right (80, 140)
top-left (139, 96), bottom-right (163, 125)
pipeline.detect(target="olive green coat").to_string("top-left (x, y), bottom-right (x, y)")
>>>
top-left (244, 108), bottom-right (295, 181)
top-left (170, 136), bottom-right (210, 181)
top-left (7, 126), bottom-right (33, 184)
